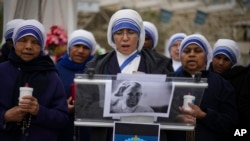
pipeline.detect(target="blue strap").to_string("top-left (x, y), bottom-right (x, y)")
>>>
top-left (120, 51), bottom-right (140, 71)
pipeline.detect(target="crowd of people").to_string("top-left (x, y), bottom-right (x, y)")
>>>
top-left (0, 8), bottom-right (249, 141)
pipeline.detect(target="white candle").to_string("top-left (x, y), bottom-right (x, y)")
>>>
top-left (183, 94), bottom-right (195, 110)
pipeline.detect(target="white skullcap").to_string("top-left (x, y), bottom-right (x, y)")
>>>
top-left (213, 39), bottom-right (240, 67)
top-left (4, 19), bottom-right (24, 40)
top-left (180, 34), bottom-right (212, 69)
top-left (12, 19), bottom-right (46, 51)
top-left (67, 29), bottom-right (97, 55)
top-left (107, 9), bottom-right (145, 52)
top-left (143, 21), bottom-right (158, 49)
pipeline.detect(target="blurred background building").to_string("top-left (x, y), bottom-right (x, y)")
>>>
top-left (1, 0), bottom-right (250, 65)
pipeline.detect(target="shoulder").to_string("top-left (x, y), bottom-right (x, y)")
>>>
top-left (207, 71), bottom-right (234, 91)
top-left (89, 51), bottom-right (115, 65)
top-left (55, 62), bottom-right (63, 69)
top-left (0, 61), bottom-right (18, 80)
top-left (141, 49), bottom-right (171, 61)
top-left (208, 71), bottom-right (227, 83)
top-left (85, 51), bottom-right (115, 71)
top-left (229, 65), bottom-right (248, 74)
top-left (55, 61), bottom-right (68, 72)
top-left (0, 61), bottom-right (16, 71)
top-left (141, 49), bottom-right (174, 73)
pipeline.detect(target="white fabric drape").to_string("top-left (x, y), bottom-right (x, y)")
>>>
top-left (3, 0), bottom-right (77, 43)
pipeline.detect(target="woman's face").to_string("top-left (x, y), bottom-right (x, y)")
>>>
top-left (143, 35), bottom-right (153, 49)
top-left (170, 40), bottom-right (182, 61)
top-left (181, 43), bottom-right (206, 74)
top-left (212, 54), bottom-right (232, 74)
top-left (70, 44), bottom-right (91, 64)
top-left (15, 35), bottom-right (41, 62)
top-left (113, 28), bottom-right (139, 55)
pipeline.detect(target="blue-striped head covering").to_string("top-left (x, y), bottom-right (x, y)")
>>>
top-left (107, 9), bottom-right (145, 52)
top-left (213, 39), bottom-right (240, 67)
top-left (180, 34), bottom-right (212, 69)
top-left (67, 29), bottom-right (97, 55)
top-left (4, 19), bottom-right (24, 40)
top-left (111, 18), bottom-right (140, 35)
top-left (12, 19), bottom-right (46, 52)
top-left (165, 33), bottom-right (187, 58)
top-left (143, 21), bottom-right (158, 49)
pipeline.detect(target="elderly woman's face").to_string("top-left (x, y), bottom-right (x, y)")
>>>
top-left (15, 35), bottom-right (41, 62)
top-left (123, 85), bottom-right (142, 108)
top-left (113, 29), bottom-right (139, 55)
top-left (181, 43), bottom-right (206, 74)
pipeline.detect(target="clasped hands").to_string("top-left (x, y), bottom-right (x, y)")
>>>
top-left (4, 95), bottom-right (39, 123)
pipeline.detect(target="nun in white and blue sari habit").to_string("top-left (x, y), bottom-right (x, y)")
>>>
top-left (167, 34), bottom-right (238, 141)
top-left (76, 9), bottom-right (173, 141)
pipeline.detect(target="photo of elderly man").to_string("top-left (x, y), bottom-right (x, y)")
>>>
top-left (110, 81), bottom-right (154, 113)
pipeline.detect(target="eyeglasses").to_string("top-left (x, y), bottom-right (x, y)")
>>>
top-left (114, 30), bottom-right (137, 37)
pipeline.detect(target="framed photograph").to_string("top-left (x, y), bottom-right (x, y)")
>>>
top-left (103, 73), bottom-right (174, 118)
top-left (74, 74), bottom-right (206, 130)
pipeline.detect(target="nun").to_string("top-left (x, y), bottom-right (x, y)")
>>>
top-left (142, 21), bottom-right (158, 50)
top-left (76, 9), bottom-right (173, 141)
top-left (85, 9), bottom-right (173, 74)
top-left (0, 19), bottom-right (68, 141)
top-left (166, 34), bottom-right (238, 141)
top-left (165, 33), bottom-right (187, 71)
top-left (56, 29), bottom-right (97, 141)
top-left (210, 39), bottom-right (250, 136)
top-left (211, 39), bottom-right (241, 74)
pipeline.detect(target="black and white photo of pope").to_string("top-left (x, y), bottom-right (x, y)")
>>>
top-left (103, 74), bottom-right (174, 118)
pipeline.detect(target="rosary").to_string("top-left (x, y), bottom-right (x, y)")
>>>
top-left (20, 114), bottom-right (32, 134)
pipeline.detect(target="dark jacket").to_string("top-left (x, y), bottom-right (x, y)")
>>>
top-left (85, 49), bottom-right (173, 74)
top-left (209, 64), bottom-right (250, 140)
top-left (166, 69), bottom-right (238, 141)
top-left (0, 51), bottom-right (68, 141)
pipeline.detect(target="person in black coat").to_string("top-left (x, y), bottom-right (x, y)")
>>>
top-left (209, 39), bottom-right (249, 140)
top-left (166, 34), bottom-right (238, 141)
